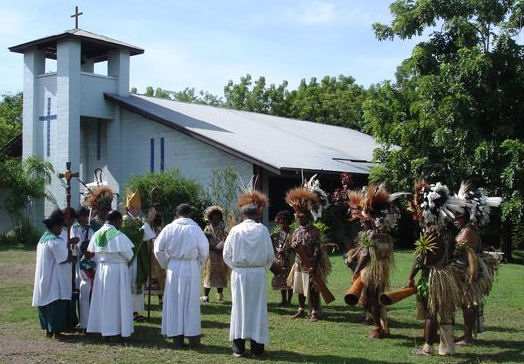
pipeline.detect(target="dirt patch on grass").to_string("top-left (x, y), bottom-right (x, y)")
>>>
top-left (0, 331), bottom-right (75, 363)
top-left (0, 262), bottom-right (34, 284)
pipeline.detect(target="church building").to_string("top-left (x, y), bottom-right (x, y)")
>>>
top-left (6, 27), bottom-right (379, 229)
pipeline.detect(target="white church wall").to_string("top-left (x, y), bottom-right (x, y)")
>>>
top-left (80, 73), bottom-right (117, 119)
top-left (119, 110), bottom-right (254, 194)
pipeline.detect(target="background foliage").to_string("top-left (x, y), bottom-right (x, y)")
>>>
top-left (124, 169), bottom-right (210, 227)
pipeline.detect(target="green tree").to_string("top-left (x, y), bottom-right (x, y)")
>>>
top-left (0, 93), bottom-right (23, 147)
top-left (207, 165), bottom-right (241, 223)
top-left (0, 156), bottom-right (54, 229)
top-left (145, 86), bottom-right (155, 96)
top-left (364, 0), bottom-right (524, 258)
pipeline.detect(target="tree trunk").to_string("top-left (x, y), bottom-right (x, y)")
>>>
top-left (501, 220), bottom-right (512, 262)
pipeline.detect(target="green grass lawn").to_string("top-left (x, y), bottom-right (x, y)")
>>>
top-left (1, 246), bottom-right (523, 363)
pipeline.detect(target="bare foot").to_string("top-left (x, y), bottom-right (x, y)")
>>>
top-left (411, 348), bottom-right (432, 356)
top-left (456, 337), bottom-right (473, 346)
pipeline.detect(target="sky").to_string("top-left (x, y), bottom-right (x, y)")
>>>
top-left (0, 0), bottom-right (429, 97)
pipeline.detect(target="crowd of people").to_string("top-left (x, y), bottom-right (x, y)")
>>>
top-left (32, 176), bottom-right (501, 358)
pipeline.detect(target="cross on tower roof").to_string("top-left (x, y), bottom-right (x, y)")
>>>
top-left (70, 6), bottom-right (83, 29)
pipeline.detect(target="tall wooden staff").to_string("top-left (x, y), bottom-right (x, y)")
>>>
top-left (59, 162), bottom-right (80, 322)
top-left (147, 187), bottom-right (161, 320)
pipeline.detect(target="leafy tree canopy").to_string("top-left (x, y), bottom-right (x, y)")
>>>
top-left (0, 93), bottom-right (23, 147)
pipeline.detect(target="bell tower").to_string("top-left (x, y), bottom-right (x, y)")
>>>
top-left (9, 21), bottom-right (143, 225)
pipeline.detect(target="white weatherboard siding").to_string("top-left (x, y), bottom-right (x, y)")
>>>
top-left (106, 94), bottom-right (379, 174)
top-left (120, 110), bottom-right (254, 194)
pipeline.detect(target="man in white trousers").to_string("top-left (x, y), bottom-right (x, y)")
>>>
top-left (223, 191), bottom-right (275, 358)
top-left (154, 204), bottom-right (209, 349)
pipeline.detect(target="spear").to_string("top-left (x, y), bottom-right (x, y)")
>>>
top-left (147, 187), bottom-right (161, 320)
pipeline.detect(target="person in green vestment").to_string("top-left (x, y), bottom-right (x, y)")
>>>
top-left (32, 209), bottom-right (76, 338)
top-left (120, 189), bottom-right (157, 322)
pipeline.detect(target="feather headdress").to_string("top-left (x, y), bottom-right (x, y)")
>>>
top-left (410, 181), bottom-right (466, 230)
top-left (457, 181), bottom-right (502, 227)
top-left (347, 189), bottom-right (365, 221)
top-left (285, 187), bottom-right (319, 217)
top-left (304, 174), bottom-right (330, 220)
top-left (363, 185), bottom-right (403, 231)
top-left (203, 205), bottom-right (224, 222)
top-left (86, 185), bottom-right (114, 211)
top-left (236, 175), bottom-right (269, 212)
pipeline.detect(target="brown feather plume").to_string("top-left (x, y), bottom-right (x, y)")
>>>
top-left (285, 187), bottom-right (319, 212)
top-left (348, 190), bottom-right (364, 210)
top-left (237, 190), bottom-right (269, 210)
top-left (364, 185), bottom-right (390, 215)
top-left (87, 186), bottom-right (114, 210)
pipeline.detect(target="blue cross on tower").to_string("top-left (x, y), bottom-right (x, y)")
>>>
top-left (38, 97), bottom-right (57, 157)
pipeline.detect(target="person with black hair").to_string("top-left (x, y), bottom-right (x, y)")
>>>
top-left (32, 209), bottom-right (75, 338)
top-left (154, 203), bottom-right (209, 349)
top-left (86, 210), bottom-right (135, 341)
top-left (271, 210), bottom-right (294, 306)
top-left (70, 206), bottom-right (96, 331)
top-left (223, 191), bottom-right (274, 358)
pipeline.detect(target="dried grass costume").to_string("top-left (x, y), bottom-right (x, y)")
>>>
top-left (453, 182), bottom-right (501, 340)
top-left (271, 225), bottom-right (294, 291)
top-left (345, 185), bottom-right (401, 338)
top-left (203, 206), bottom-right (229, 290)
top-left (286, 184), bottom-right (331, 322)
top-left (408, 181), bottom-right (466, 356)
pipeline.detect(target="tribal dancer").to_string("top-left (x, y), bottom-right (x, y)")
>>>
top-left (453, 181), bottom-right (501, 345)
top-left (202, 205), bottom-right (229, 303)
top-left (407, 181), bottom-right (465, 356)
top-left (271, 210), bottom-right (294, 307)
top-left (286, 184), bottom-right (331, 322)
top-left (345, 185), bottom-right (401, 338)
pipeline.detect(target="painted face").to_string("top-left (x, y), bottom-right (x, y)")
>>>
top-left (211, 214), bottom-right (222, 226)
top-left (296, 212), bottom-right (310, 226)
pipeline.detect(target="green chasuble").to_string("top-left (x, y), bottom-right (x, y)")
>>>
top-left (121, 214), bottom-right (150, 293)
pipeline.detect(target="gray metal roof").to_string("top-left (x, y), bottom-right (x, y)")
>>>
top-left (9, 29), bottom-right (144, 61)
top-left (105, 93), bottom-right (379, 175)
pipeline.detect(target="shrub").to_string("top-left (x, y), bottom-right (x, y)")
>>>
top-left (124, 169), bottom-right (211, 227)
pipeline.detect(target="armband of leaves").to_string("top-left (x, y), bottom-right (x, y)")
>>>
top-left (414, 233), bottom-right (437, 260)
top-left (416, 277), bottom-right (429, 299)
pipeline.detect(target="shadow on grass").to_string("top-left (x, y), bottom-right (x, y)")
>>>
top-left (0, 243), bottom-right (36, 252)
top-left (268, 350), bottom-right (394, 363)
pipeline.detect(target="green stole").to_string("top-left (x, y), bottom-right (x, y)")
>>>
top-left (39, 231), bottom-right (58, 244)
top-left (120, 214), bottom-right (150, 292)
top-left (91, 225), bottom-right (122, 249)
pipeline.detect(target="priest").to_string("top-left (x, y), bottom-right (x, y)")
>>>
top-left (121, 189), bottom-right (156, 322)
top-left (87, 210), bottom-right (135, 342)
top-left (223, 190), bottom-right (275, 358)
top-left (153, 203), bottom-right (209, 349)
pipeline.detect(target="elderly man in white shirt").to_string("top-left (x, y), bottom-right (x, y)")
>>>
top-left (154, 203), bottom-right (209, 349)
top-left (223, 191), bottom-right (275, 358)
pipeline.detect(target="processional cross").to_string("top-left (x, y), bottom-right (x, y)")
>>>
top-left (59, 163), bottom-right (80, 308)
top-left (70, 6), bottom-right (83, 29)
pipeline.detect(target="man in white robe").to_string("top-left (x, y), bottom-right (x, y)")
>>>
top-left (87, 210), bottom-right (135, 341)
top-left (154, 203), bottom-right (208, 348)
top-left (223, 202), bottom-right (275, 358)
